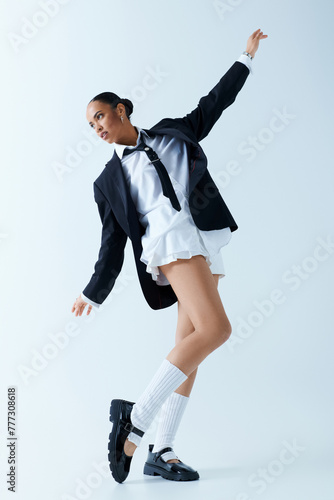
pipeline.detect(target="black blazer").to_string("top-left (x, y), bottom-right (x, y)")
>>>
top-left (82, 60), bottom-right (250, 310)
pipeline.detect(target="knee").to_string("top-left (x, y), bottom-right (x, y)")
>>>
top-left (210, 319), bottom-right (232, 349)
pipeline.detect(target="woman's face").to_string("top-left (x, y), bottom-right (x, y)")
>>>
top-left (86, 100), bottom-right (123, 144)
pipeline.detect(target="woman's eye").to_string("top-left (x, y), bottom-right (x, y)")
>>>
top-left (90, 113), bottom-right (103, 128)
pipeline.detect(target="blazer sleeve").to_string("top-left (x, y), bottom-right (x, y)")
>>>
top-left (81, 182), bottom-right (128, 306)
top-left (178, 60), bottom-right (250, 143)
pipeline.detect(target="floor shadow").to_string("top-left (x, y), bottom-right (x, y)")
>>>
top-left (196, 465), bottom-right (252, 481)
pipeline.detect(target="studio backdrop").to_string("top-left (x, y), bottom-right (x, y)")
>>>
top-left (1, 1), bottom-right (333, 499)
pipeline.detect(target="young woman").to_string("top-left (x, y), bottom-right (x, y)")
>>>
top-left (72, 29), bottom-right (267, 483)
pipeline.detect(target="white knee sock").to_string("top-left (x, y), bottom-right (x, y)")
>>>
top-left (152, 391), bottom-right (189, 462)
top-left (127, 359), bottom-right (188, 447)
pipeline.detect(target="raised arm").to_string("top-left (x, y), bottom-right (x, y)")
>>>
top-left (180, 60), bottom-right (250, 142)
top-left (177, 29), bottom-right (268, 142)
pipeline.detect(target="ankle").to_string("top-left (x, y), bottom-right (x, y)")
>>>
top-left (124, 438), bottom-right (137, 457)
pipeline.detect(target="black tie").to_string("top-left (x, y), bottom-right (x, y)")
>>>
top-left (122, 141), bottom-right (181, 212)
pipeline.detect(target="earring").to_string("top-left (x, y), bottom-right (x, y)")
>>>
top-left (121, 115), bottom-right (124, 123)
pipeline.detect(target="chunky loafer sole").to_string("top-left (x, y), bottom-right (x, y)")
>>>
top-left (143, 444), bottom-right (199, 481)
top-left (108, 399), bottom-right (144, 484)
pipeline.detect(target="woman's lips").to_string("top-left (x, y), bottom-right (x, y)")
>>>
top-left (101, 131), bottom-right (108, 140)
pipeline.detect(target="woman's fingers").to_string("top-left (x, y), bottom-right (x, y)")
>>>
top-left (76, 304), bottom-right (84, 316)
top-left (250, 28), bottom-right (261, 39)
top-left (246, 28), bottom-right (268, 57)
top-left (72, 298), bottom-right (79, 314)
top-left (72, 297), bottom-right (92, 316)
top-left (251, 28), bottom-right (267, 39)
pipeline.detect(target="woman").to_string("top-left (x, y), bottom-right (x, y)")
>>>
top-left (72, 29), bottom-right (268, 483)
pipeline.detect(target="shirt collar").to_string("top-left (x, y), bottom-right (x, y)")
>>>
top-left (114, 126), bottom-right (150, 159)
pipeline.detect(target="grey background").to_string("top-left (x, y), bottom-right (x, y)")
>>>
top-left (1, 0), bottom-right (333, 499)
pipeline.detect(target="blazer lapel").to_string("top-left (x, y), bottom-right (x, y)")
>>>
top-left (101, 123), bottom-right (208, 239)
top-left (143, 126), bottom-right (207, 195)
top-left (103, 151), bottom-right (132, 237)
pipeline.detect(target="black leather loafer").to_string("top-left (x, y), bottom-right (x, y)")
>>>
top-left (108, 399), bottom-right (144, 483)
top-left (143, 444), bottom-right (200, 481)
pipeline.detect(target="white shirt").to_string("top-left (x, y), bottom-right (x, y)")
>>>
top-left (81, 54), bottom-right (252, 307)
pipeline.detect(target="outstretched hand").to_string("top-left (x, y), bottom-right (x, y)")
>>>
top-left (72, 295), bottom-right (92, 316)
top-left (246, 28), bottom-right (268, 58)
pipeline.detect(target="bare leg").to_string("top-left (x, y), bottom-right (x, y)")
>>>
top-left (124, 256), bottom-right (230, 457)
top-left (166, 273), bottom-right (220, 463)
top-left (163, 255), bottom-right (231, 375)
top-left (175, 273), bottom-right (220, 397)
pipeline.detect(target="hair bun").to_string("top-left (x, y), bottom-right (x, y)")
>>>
top-left (121, 98), bottom-right (134, 117)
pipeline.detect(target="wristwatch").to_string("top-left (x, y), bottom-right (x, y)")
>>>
top-left (243, 51), bottom-right (253, 60)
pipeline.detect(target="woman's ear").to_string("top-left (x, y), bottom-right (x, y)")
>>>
top-left (116, 103), bottom-right (126, 118)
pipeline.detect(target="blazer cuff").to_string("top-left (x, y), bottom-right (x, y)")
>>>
top-left (81, 292), bottom-right (101, 308)
top-left (237, 54), bottom-right (253, 74)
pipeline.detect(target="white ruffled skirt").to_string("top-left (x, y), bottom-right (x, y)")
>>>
top-left (139, 187), bottom-right (232, 287)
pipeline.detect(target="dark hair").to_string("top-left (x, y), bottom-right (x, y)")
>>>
top-left (89, 92), bottom-right (134, 119)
